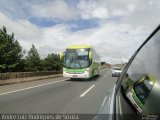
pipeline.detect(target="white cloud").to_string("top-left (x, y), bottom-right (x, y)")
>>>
top-left (0, 12), bottom-right (41, 40)
top-left (0, 0), bottom-right (160, 64)
top-left (127, 4), bottom-right (135, 12)
top-left (0, 12), bottom-right (42, 51)
top-left (125, 0), bottom-right (160, 30)
top-left (121, 58), bottom-right (129, 63)
top-left (112, 9), bottom-right (128, 16)
top-left (77, 0), bottom-right (109, 19)
top-left (0, 11), bottom-right (150, 64)
top-left (92, 7), bottom-right (109, 19)
top-left (31, 0), bottom-right (76, 20)
top-left (36, 22), bottom-right (147, 63)
top-left (77, 0), bottom-right (138, 20)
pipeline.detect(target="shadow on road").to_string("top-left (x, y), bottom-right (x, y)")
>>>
top-left (66, 75), bottom-right (102, 82)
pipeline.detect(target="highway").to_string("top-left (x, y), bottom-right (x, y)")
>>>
top-left (0, 68), bottom-right (117, 115)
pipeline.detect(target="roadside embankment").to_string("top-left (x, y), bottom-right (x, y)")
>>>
top-left (0, 65), bottom-right (109, 86)
top-left (0, 71), bottom-right (62, 86)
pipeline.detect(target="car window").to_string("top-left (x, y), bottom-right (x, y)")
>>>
top-left (114, 68), bottom-right (121, 70)
top-left (133, 77), bottom-right (153, 105)
top-left (116, 26), bottom-right (160, 119)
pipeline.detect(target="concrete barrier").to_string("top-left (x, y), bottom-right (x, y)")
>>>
top-left (0, 71), bottom-right (62, 80)
top-left (0, 67), bottom-right (108, 86)
top-left (0, 74), bottom-right (63, 86)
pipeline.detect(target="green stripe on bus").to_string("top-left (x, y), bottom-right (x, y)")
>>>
top-left (132, 92), bottom-right (144, 109)
top-left (64, 68), bottom-right (86, 73)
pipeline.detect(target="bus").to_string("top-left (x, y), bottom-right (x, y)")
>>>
top-left (60, 45), bottom-right (101, 78)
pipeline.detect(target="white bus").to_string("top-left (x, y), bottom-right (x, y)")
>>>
top-left (60, 45), bottom-right (100, 78)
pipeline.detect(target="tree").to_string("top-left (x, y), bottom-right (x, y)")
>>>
top-left (0, 26), bottom-right (23, 72)
top-left (25, 44), bottom-right (41, 71)
top-left (42, 53), bottom-right (62, 71)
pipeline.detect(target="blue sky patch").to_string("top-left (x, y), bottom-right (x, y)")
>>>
top-left (68, 19), bottom-right (99, 32)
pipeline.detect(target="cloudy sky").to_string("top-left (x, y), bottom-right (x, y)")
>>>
top-left (0, 0), bottom-right (159, 64)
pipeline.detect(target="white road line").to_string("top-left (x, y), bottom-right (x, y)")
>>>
top-left (119, 96), bottom-right (123, 116)
top-left (116, 96), bottom-right (118, 114)
top-left (101, 96), bottom-right (108, 109)
top-left (109, 85), bottom-right (116, 114)
top-left (0, 79), bottom-right (67, 96)
top-left (80, 84), bottom-right (95, 97)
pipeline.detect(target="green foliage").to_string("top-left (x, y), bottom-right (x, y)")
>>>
top-left (101, 62), bottom-right (106, 65)
top-left (42, 53), bottom-right (62, 71)
top-left (25, 44), bottom-right (41, 71)
top-left (0, 26), bottom-right (63, 73)
top-left (0, 26), bottom-right (23, 72)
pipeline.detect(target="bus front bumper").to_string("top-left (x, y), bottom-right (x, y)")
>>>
top-left (63, 71), bottom-right (90, 78)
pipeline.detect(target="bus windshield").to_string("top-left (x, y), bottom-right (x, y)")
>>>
top-left (133, 78), bottom-right (153, 105)
top-left (64, 48), bottom-right (90, 69)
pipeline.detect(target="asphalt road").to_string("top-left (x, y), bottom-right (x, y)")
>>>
top-left (0, 68), bottom-right (117, 114)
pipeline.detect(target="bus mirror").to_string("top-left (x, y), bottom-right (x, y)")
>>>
top-left (60, 52), bottom-right (63, 59)
top-left (89, 51), bottom-right (92, 59)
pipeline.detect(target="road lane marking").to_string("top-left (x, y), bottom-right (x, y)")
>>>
top-left (80, 84), bottom-right (95, 97)
top-left (109, 85), bottom-right (116, 114)
top-left (119, 96), bottom-right (123, 116)
top-left (0, 79), bottom-right (67, 96)
top-left (101, 96), bottom-right (108, 109)
top-left (116, 95), bottom-right (118, 114)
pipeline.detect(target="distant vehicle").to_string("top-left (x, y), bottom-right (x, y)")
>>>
top-left (60, 45), bottom-right (100, 79)
top-left (111, 67), bottom-right (122, 77)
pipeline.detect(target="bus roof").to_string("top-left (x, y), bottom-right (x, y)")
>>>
top-left (66, 45), bottom-right (92, 49)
